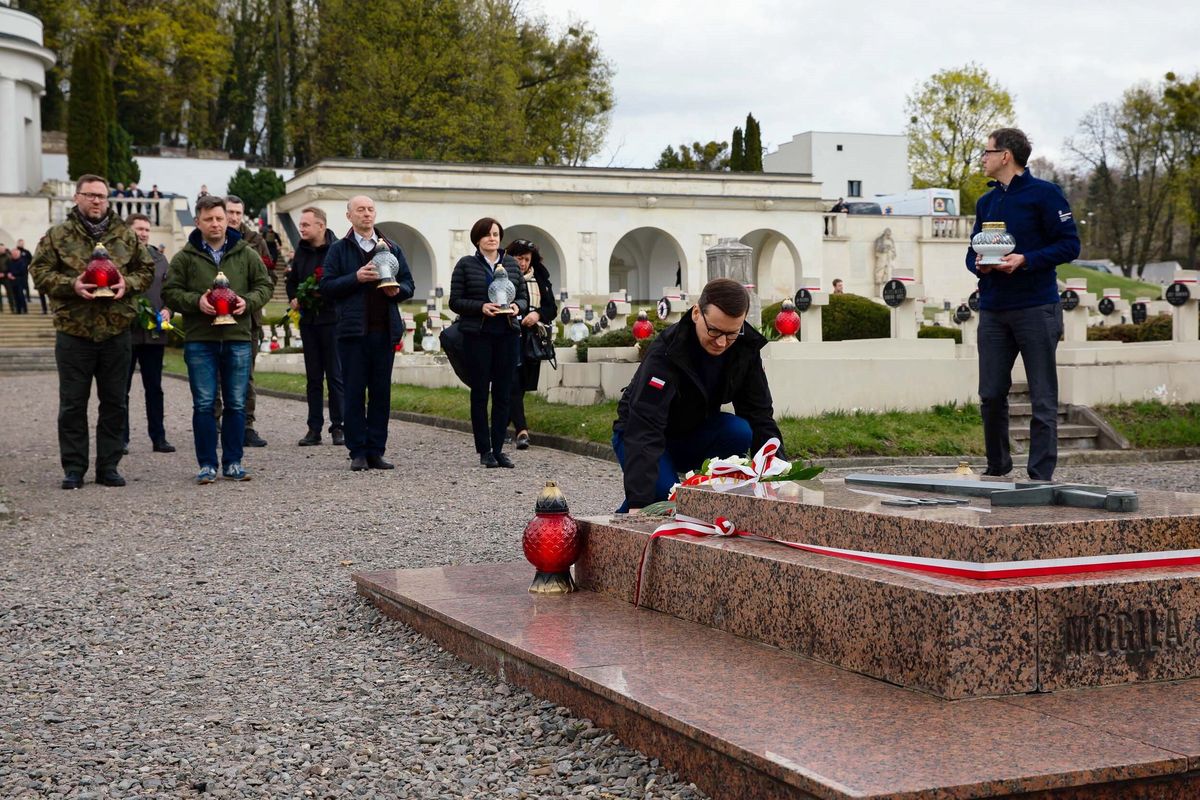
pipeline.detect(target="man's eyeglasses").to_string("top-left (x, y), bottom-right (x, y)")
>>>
top-left (980, 149), bottom-right (1006, 159)
top-left (700, 307), bottom-right (742, 343)
top-left (76, 192), bottom-right (107, 201)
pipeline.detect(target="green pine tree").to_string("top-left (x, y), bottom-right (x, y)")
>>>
top-left (744, 113), bottom-right (763, 172)
top-left (67, 38), bottom-right (110, 181)
top-left (730, 126), bottom-right (745, 171)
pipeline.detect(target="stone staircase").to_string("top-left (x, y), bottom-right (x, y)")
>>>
top-left (0, 312), bottom-right (55, 371)
top-left (1008, 381), bottom-right (1127, 452)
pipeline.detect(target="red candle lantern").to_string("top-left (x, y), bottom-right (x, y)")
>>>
top-left (83, 246), bottom-right (121, 298)
top-left (632, 309), bottom-right (654, 341)
top-left (774, 299), bottom-right (801, 338)
top-left (522, 481), bottom-right (582, 594)
top-left (205, 271), bottom-right (239, 326)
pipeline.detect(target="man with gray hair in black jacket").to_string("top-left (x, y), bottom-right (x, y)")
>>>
top-left (287, 206), bottom-right (344, 447)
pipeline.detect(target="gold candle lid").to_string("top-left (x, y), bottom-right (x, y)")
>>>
top-left (981, 222), bottom-right (1007, 231)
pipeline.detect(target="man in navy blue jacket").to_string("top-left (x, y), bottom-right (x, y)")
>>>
top-left (319, 195), bottom-right (415, 471)
top-left (966, 128), bottom-right (1080, 480)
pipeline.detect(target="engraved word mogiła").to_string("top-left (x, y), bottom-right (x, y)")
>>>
top-left (1063, 607), bottom-right (1185, 657)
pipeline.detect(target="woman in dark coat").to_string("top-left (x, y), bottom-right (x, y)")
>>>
top-left (505, 239), bottom-right (557, 450)
top-left (449, 217), bottom-right (529, 468)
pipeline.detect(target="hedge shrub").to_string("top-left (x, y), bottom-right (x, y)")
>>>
top-left (761, 293), bottom-right (890, 341)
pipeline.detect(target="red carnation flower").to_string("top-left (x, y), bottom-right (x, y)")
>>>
top-left (314, 266), bottom-right (323, 280)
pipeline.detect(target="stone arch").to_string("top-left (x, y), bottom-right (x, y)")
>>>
top-left (503, 224), bottom-right (565, 291)
top-left (608, 227), bottom-right (687, 302)
top-left (739, 229), bottom-right (802, 302)
top-left (376, 221), bottom-right (437, 299)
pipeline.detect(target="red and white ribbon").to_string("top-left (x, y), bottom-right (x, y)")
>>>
top-left (631, 513), bottom-right (1200, 607)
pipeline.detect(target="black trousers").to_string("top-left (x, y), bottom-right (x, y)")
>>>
top-left (463, 331), bottom-right (519, 456)
top-left (55, 330), bottom-right (131, 475)
top-left (978, 303), bottom-right (1063, 480)
top-left (300, 322), bottom-right (344, 433)
top-left (338, 331), bottom-right (394, 459)
top-left (125, 343), bottom-right (166, 444)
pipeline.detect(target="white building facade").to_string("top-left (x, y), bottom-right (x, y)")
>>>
top-left (764, 131), bottom-right (910, 203)
top-left (0, 0), bottom-right (55, 196)
top-left (274, 159), bottom-right (978, 306)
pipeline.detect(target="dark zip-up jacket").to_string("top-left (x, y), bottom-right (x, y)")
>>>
top-left (449, 251), bottom-right (529, 335)
top-left (162, 228), bottom-right (273, 342)
top-left (319, 228), bottom-right (414, 342)
top-left (614, 318), bottom-right (783, 508)
top-left (286, 229), bottom-right (337, 326)
top-left (129, 247), bottom-right (171, 346)
top-left (518, 261), bottom-right (557, 327)
top-left (965, 169), bottom-right (1081, 311)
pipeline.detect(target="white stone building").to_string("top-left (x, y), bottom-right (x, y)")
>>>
top-left (763, 131), bottom-right (910, 203)
top-left (274, 159), bottom-right (978, 305)
top-left (0, 0), bottom-right (54, 197)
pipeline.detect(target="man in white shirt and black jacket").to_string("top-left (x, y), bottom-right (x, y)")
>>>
top-left (612, 278), bottom-right (784, 512)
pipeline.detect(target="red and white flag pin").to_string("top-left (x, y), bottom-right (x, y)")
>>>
top-left (648, 376), bottom-right (666, 389)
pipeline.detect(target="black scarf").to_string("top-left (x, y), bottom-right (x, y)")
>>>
top-left (71, 207), bottom-right (111, 241)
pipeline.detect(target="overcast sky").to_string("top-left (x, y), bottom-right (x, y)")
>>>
top-left (533, 0), bottom-right (1199, 172)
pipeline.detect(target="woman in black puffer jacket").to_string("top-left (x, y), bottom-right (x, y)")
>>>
top-left (449, 217), bottom-right (529, 468)
top-left (504, 239), bottom-right (557, 450)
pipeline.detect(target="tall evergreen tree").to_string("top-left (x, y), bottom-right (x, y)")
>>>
top-left (729, 126), bottom-right (745, 171)
top-left (743, 113), bottom-right (763, 172)
top-left (67, 38), bottom-right (109, 181)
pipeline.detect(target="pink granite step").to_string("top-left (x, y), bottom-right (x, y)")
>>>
top-left (354, 563), bottom-right (1200, 800)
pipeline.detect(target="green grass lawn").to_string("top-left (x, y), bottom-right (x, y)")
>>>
top-left (1058, 264), bottom-right (1162, 302)
top-left (162, 352), bottom-right (1200, 457)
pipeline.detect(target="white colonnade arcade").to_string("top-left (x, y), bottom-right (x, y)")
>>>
top-left (275, 160), bottom-right (825, 303)
top-left (0, 1), bottom-right (55, 197)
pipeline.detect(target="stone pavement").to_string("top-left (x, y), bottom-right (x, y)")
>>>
top-left (4, 368), bottom-right (1200, 798)
top-left (0, 370), bottom-right (703, 799)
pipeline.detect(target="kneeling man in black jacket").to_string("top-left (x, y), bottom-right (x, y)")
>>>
top-left (612, 278), bottom-right (784, 512)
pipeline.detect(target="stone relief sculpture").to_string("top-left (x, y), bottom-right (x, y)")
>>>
top-left (874, 228), bottom-right (897, 288)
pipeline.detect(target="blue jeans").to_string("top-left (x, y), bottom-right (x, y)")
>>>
top-left (184, 341), bottom-right (252, 469)
top-left (978, 303), bottom-right (1062, 480)
top-left (612, 412), bottom-right (752, 512)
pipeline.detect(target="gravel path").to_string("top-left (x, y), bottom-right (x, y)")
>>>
top-left (4, 370), bottom-right (1200, 799)
top-left (0, 371), bottom-right (703, 799)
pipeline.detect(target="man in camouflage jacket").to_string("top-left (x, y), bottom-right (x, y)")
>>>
top-left (30, 174), bottom-right (156, 490)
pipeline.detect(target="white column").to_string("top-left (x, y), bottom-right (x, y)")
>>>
top-left (0, 78), bottom-right (18, 194)
top-left (27, 87), bottom-right (43, 191)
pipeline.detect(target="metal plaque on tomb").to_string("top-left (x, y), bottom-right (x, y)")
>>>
top-left (845, 473), bottom-right (1139, 512)
top-left (435, 287), bottom-right (444, 298)
top-left (954, 304), bottom-right (972, 324)
top-left (882, 279), bottom-right (907, 308)
top-left (1098, 297), bottom-right (1115, 316)
top-left (560, 307), bottom-right (571, 325)
top-left (599, 315), bottom-right (609, 329)
top-left (1167, 282), bottom-right (1191, 307)
top-left (657, 297), bottom-right (672, 321)
top-left (793, 288), bottom-right (813, 312)
top-left (968, 290), bottom-right (980, 312)
top-left (1061, 289), bottom-right (1080, 311)
top-left (605, 300), bottom-right (618, 319)
top-left (1132, 302), bottom-right (1148, 324)
top-left (592, 321), bottom-right (602, 335)
top-left (584, 307), bottom-right (595, 322)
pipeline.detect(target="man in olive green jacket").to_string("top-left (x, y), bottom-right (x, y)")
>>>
top-left (30, 174), bottom-right (156, 490)
top-left (220, 195), bottom-right (276, 447)
top-left (163, 195), bottom-right (273, 484)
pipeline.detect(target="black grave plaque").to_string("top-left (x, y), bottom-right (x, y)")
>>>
top-left (599, 315), bottom-right (609, 330)
top-left (1098, 297), bottom-right (1115, 316)
top-left (656, 297), bottom-right (672, 321)
top-left (954, 304), bottom-right (972, 324)
top-left (1167, 282), bottom-right (1191, 307)
top-left (968, 290), bottom-right (980, 312)
top-left (1132, 302), bottom-right (1148, 324)
top-left (882, 280), bottom-right (907, 308)
top-left (605, 300), bottom-right (618, 319)
top-left (1060, 289), bottom-right (1080, 311)
top-left (435, 287), bottom-right (444, 298)
top-left (793, 288), bottom-right (813, 312)
top-left (559, 307), bottom-right (571, 325)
